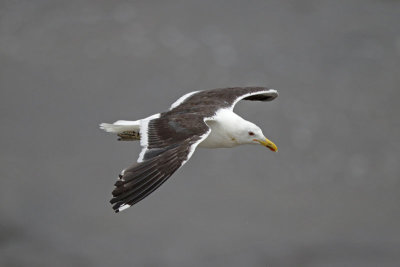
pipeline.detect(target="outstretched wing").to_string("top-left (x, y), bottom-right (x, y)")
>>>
top-left (169, 87), bottom-right (278, 115)
top-left (110, 114), bottom-right (210, 212)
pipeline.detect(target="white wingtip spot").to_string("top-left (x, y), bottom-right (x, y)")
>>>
top-left (118, 204), bottom-right (131, 212)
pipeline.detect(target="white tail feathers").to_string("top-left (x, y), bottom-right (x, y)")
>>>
top-left (100, 120), bottom-right (141, 134)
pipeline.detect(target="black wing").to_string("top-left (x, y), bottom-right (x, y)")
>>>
top-left (169, 87), bottom-right (278, 117)
top-left (110, 115), bottom-right (210, 212)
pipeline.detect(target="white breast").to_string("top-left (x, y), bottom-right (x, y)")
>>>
top-left (199, 109), bottom-right (245, 148)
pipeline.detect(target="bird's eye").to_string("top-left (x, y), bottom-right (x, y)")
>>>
top-left (248, 131), bottom-right (255, 136)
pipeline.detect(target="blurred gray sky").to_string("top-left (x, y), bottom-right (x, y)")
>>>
top-left (1, 0), bottom-right (399, 266)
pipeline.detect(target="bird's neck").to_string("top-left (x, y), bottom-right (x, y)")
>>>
top-left (199, 109), bottom-right (249, 148)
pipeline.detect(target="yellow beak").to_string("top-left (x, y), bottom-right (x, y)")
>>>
top-left (254, 138), bottom-right (278, 152)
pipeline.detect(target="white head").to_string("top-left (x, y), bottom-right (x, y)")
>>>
top-left (234, 121), bottom-right (278, 151)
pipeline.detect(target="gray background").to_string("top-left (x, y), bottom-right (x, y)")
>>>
top-left (1, 0), bottom-right (399, 266)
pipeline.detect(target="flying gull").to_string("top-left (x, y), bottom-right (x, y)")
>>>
top-left (100, 87), bottom-right (278, 212)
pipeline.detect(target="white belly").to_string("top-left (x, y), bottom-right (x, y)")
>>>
top-left (199, 128), bottom-right (239, 148)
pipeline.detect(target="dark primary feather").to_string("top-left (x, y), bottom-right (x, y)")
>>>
top-left (110, 135), bottom-right (207, 212)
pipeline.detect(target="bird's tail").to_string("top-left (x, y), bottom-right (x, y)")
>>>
top-left (100, 120), bottom-right (141, 141)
